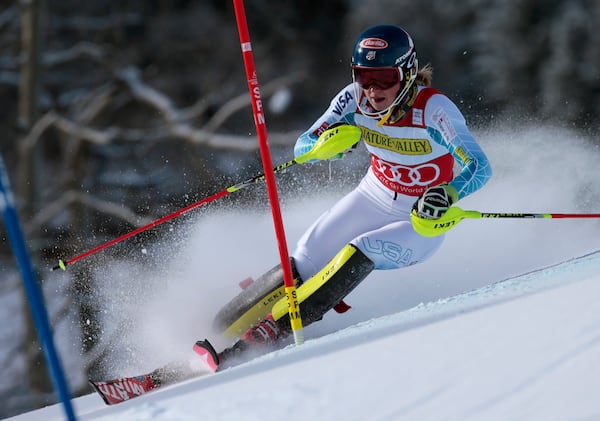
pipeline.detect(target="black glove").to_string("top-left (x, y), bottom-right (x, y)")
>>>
top-left (412, 184), bottom-right (458, 220)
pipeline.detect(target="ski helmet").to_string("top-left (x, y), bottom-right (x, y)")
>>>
top-left (351, 25), bottom-right (418, 119)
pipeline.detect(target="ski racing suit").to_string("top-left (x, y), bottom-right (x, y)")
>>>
top-left (200, 83), bottom-right (493, 368)
top-left (291, 83), bottom-right (492, 281)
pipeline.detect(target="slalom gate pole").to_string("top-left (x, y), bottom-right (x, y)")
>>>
top-left (0, 156), bottom-right (77, 421)
top-left (233, 0), bottom-right (304, 344)
top-left (52, 159), bottom-right (298, 271)
top-left (411, 206), bottom-right (600, 237)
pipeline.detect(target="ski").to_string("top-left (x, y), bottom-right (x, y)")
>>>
top-left (89, 359), bottom-right (209, 405)
top-left (89, 372), bottom-right (159, 405)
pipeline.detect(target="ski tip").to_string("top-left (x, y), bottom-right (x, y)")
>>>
top-left (89, 374), bottom-right (158, 406)
top-left (88, 380), bottom-right (112, 405)
top-left (193, 339), bottom-right (220, 373)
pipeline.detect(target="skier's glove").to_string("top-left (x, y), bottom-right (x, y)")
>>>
top-left (295, 122), bottom-right (361, 163)
top-left (321, 122), bottom-right (360, 160)
top-left (412, 184), bottom-right (459, 220)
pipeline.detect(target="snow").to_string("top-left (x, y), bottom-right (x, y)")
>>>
top-left (8, 251), bottom-right (600, 420)
top-left (5, 125), bottom-right (600, 420)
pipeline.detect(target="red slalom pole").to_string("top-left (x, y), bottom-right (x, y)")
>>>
top-left (233, 0), bottom-right (304, 344)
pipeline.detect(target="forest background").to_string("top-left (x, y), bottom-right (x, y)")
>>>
top-left (1, 0), bottom-right (599, 418)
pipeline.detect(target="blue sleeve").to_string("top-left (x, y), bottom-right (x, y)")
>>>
top-left (425, 95), bottom-right (492, 200)
top-left (294, 84), bottom-right (357, 159)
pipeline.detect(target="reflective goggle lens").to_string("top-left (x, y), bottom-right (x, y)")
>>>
top-left (354, 68), bottom-right (400, 90)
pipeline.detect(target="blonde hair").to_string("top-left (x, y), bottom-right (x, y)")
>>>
top-left (416, 63), bottom-right (433, 87)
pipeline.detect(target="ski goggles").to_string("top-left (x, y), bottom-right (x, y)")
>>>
top-left (353, 67), bottom-right (400, 90)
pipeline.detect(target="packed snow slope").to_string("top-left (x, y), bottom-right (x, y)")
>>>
top-left (8, 124), bottom-right (600, 421)
top-left (8, 249), bottom-right (600, 420)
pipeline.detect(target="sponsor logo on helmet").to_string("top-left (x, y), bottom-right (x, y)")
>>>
top-left (396, 49), bottom-right (416, 66)
top-left (366, 50), bottom-right (377, 61)
top-left (360, 38), bottom-right (388, 49)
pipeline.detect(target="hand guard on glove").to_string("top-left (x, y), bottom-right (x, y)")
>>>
top-left (412, 184), bottom-right (459, 220)
top-left (295, 122), bottom-right (361, 164)
top-left (320, 123), bottom-right (360, 159)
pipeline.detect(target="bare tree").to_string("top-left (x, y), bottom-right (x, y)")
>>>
top-left (16, 0), bottom-right (55, 406)
top-left (8, 1), bottom-right (307, 412)
top-left (6, 0), bottom-right (600, 416)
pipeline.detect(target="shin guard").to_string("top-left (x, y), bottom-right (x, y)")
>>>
top-left (271, 244), bottom-right (374, 327)
top-left (213, 260), bottom-right (300, 338)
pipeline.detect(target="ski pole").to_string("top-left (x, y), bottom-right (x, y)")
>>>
top-left (411, 206), bottom-right (600, 237)
top-left (51, 160), bottom-right (296, 271)
top-left (52, 124), bottom-right (361, 271)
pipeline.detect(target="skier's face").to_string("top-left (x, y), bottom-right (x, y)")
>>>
top-left (353, 67), bottom-right (401, 112)
top-left (362, 82), bottom-right (401, 111)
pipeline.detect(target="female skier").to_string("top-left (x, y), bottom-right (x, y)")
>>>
top-left (195, 24), bottom-right (493, 370)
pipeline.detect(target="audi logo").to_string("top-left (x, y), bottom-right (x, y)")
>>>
top-left (373, 158), bottom-right (441, 186)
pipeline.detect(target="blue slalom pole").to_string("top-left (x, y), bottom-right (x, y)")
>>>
top-left (0, 155), bottom-right (77, 420)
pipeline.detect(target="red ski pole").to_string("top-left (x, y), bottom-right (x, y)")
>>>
top-left (411, 206), bottom-right (600, 237)
top-left (232, 0), bottom-right (304, 344)
top-left (51, 123), bottom-right (359, 271)
top-left (52, 159), bottom-right (298, 271)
